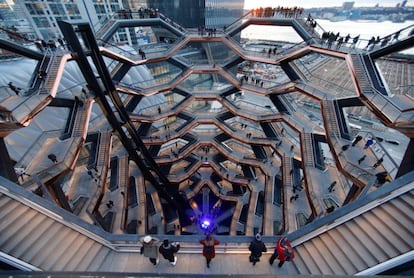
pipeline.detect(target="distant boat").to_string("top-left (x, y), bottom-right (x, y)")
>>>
top-left (329, 15), bottom-right (347, 22)
top-left (390, 15), bottom-right (405, 23)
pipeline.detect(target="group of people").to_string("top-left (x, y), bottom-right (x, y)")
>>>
top-left (197, 25), bottom-right (217, 37)
top-left (320, 31), bottom-right (360, 49)
top-left (251, 6), bottom-right (304, 19)
top-left (140, 233), bottom-right (294, 269)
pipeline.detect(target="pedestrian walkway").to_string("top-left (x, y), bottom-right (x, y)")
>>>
top-left (103, 252), bottom-right (295, 275)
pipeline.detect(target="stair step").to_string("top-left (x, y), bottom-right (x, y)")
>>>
top-left (295, 243), bottom-right (322, 274)
top-left (302, 241), bottom-right (333, 274)
top-left (0, 205), bottom-right (31, 239)
top-left (361, 210), bottom-right (409, 254)
top-left (382, 201), bottom-right (414, 237)
top-left (31, 227), bottom-right (73, 267)
top-left (0, 194), bottom-right (13, 208)
top-left (390, 196), bottom-right (414, 222)
top-left (399, 191), bottom-right (414, 205)
top-left (0, 197), bottom-right (21, 220)
top-left (353, 213), bottom-right (396, 256)
top-left (341, 222), bottom-right (382, 266)
top-left (318, 232), bottom-right (357, 275)
top-left (50, 235), bottom-right (89, 270)
top-left (290, 250), bottom-right (311, 274)
top-left (99, 252), bottom-right (127, 272)
top-left (331, 226), bottom-right (374, 271)
top-left (10, 217), bottom-right (55, 258)
top-left (1, 212), bottom-right (47, 253)
top-left (82, 246), bottom-right (111, 271)
top-left (372, 204), bottom-right (414, 248)
top-left (76, 243), bottom-right (106, 270)
top-left (61, 239), bottom-right (96, 270)
top-left (20, 223), bottom-right (65, 262)
top-left (40, 231), bottom-right (82, 270)
top-left (312, 236), bottom-right (349, 275)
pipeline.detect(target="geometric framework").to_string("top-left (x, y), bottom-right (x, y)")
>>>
top-left (0, 9), bottom-right (413, 275)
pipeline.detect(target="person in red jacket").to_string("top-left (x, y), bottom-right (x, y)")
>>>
top-left (269, 237), bottom-right (295, 267)
top-left (199, 234), bottom-right (220, 268)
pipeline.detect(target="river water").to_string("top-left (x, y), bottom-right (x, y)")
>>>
top-left (241, 18), bottom-right (414, 44)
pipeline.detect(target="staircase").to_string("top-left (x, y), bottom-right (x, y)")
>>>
top-left (0, 192), bottom-right (112, 271)
top-left (321, 99), bottom-right (340, 138)
top-left (350, 54), bottom-right (374, 95)
top-left (95, 20), bottom-right (116, 42)
top-left (291, 189), bottom-right (414, 275)
top-left (42, 54), bottom-right (64, 93)
top-left (0, 174), bottom-right (413, 273)
top-left (301, 133), bottom-right (314, 167)
top-left (283, 155), bottom-right (293, 187)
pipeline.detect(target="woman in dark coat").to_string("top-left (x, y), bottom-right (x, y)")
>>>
top-left (199, 234), bottom-right (220, 268)
top-left (249, 233), bottom-right (267, 265)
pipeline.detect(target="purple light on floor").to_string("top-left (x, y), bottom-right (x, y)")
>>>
top-left (201, 219), bottom-right (210, 229)
top-left (200, 216), bottom-right (213, 230)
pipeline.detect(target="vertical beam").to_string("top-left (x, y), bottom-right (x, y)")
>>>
top-left (57, 20), bottom-right (193, 223)
top-left (0, 138), bottom-right (18, 183)
top-left (396, 138), bottom-right (414, 178)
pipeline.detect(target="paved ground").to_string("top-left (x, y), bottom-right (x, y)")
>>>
top-left (101, 251), bottom-right (297, 276)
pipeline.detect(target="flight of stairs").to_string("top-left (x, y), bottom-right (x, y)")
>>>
top-left (0, 192), bottom-right (112, 271)
top-left (291, 190), bottom-right (414, 275)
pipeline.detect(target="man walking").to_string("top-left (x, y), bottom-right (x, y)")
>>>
top-left (159, 239), bottom-right (180, 266)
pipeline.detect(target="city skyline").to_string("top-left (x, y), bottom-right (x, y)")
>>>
top-left (244, 0), bottom-right (413, 9)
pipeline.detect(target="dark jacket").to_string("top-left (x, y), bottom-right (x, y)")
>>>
top-left (249, 239), bottom-right (267, 258)
top-left (159, 243), bottom-right (180, 260)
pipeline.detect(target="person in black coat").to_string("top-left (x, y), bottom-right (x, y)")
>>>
top-left (159, 239), bottom-right (180, 266)
top-left (249, 233), bottom-right (267, 265)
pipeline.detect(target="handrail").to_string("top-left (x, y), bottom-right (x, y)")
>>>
top-left (295, 59), bottom-right (356, 98)
top-left (289, 170), bottom-right (414, 246)
top-left (60, 101), bottom-right (79, 140)
top-left (16, 129), bottom-right (63, 169)
top-left (87, 132), bottom-right (102, 170)
top-left (158, 12), bottom-right (186, 33)
top-left (368, 23), bottom-right (414, 53)
top-left (359, 130), bottom-right (400, 177)
top-left (357, 53), bottom-right (407, 121)
top-left (364, 53), bottom-right (387, 92)
top-left (92, 13), bottom-right (115, 33)
top-left (224, 10), bottom-right (253, 33)
top-left (0, 175), bottom-right (280, 249)
top-left (333, 98), bottom-right (346, 138)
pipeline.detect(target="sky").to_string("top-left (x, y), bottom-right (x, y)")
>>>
top-left (244, 0), bottom-right (413, 9)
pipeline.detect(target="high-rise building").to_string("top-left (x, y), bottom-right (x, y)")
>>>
top-left (205, 0), bottom-right (244, 27)
top-left (135, 0), bottom-right (205, 28)
top-left (134, 0), bottom-right (244, 28)
top-left (4, 0), bottom-right (136, 44)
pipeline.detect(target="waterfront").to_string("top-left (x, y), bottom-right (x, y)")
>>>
top-left (241, 19), bottom-right (414, 43)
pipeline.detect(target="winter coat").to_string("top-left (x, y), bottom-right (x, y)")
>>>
top-left (276, 237), bottom-right (295, 262)
top-left (200, 238), bottom-right (220, 259)
top-left (159, 243), bottom-right (180, 261)
top-left (140, 237), bottom-right (159, 259)
top-left (249, 239), bottom-right (267, 258)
